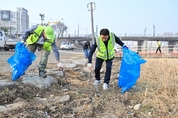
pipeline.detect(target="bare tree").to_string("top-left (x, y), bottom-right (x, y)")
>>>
top-left (56, 22), bottom-right (68, 37)
top-left (0, 27), bottom-right (8, 33)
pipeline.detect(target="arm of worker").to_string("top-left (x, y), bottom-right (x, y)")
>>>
top-left (52, 39), bottom-right (60, 63)
top-left (88, 40), bottom-right (97, 63)
top-left (114, 34), bottom-right (125, 46)
top-left (22, 25), bottom-right (38, 42)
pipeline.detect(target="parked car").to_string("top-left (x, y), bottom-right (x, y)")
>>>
top-left (60, 42), bottom-right (75, 50)
top-left (0, 30), bottom-right (18, 51)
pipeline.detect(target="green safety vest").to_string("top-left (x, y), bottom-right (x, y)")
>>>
top-left (26, 25), bottom-right (45, 45)
top-left (42, 35), bottom-right (55, 51)
top-left (96, 33), bottom-right (116, 60)
top-left (157, 41), bottom-right (162, 47)
top-left (26, 25), bottom-right (54, 51)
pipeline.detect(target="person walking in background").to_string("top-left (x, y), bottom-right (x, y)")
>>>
top-left (83, 41), bottom-right (91, 59)
top-left (87, 28), bottom-right (127, 90)
top-left (155, 40), bottom-right (162, 53)
top-left (22, 25), bottom-right (56, 78)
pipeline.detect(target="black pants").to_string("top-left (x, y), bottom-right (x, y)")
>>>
top-left (156, 46), bottom-right (161, 53)
top-left (95, 57), bottom-right (113, 84)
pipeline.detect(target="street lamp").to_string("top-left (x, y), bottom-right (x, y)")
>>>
top-left (39, 13), bottom-right (45, 25)
top-left (153, 25), bottom-right (155, 37)
top-left (144, 28), bottom-right (147, 36)
top-left (78, 23), bottom-right (79, 37)
top-left (86, 28), bottom-right (88, 36)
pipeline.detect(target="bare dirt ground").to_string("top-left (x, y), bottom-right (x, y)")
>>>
top-left (0, 49), bottom-right (178, 118)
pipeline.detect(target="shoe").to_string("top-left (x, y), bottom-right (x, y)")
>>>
top-left (92, 80), bottom-right (101, 85)
top-left (103, 83), bottom-right (108, 90)
top-left (39, 71), bottom-right (47, 78)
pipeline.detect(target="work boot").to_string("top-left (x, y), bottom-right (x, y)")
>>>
top-left (39, 71), bottom-right (47, 78)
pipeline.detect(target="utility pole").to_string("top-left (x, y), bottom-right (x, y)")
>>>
top-left (39, 13), bottom-right (45, 25)
top-left (87, 2), bottom-right (95, 43)
top-left (144, 28), bottom-right (147, 51)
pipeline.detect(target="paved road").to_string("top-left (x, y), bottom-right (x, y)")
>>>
top-left (0, 49), bottom-right (83, 55)
top-left (0, 49), bottom-right (84, 71)
top-left (59, 49), bottom-right (83, 54)
top-left (0, 49), bottom-right (84, 65)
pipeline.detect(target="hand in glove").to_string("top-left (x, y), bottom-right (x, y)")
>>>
top-left (57, 62), bottom-right (63, 70)
top-left (20, 40), bottom-right (26, 46)
top-left (87, 63), bottom-right (92, 69)
top-left (21, 40), bottom-right (25, 44)
top-left (122, 44), bottom-right (128, 48)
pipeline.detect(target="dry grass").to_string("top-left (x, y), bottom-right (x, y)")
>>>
top-left (64, 58), bottom-right (178, 117)
top-left (1, 53), bottom-right (178, 117)
top-left (136, 58), bottom-right (178, 116)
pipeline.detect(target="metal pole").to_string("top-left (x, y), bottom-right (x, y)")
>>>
top-left (87, 2), bottom-right (95, 43)
top-left (86, 28), bottom-right (88, 36)
top-left (78, 23), bottom-right (79, 37)
top-left (144, 28), bottom-right (147, 36)
top-left (96, 25), bottom-right (98, 37)
top-left (39, 13), bottom-right (45, 25)
top-left (144, 28), bottom-right (147, 51)
top-left (153, 25), bottom-right (155, 37)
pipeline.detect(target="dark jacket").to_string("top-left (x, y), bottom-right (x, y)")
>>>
top-left (83, 41), bottom-right (90, 50)
top-left (88, 33), bottom-right (124, 63)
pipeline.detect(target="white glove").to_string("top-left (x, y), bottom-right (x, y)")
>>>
top-left (21, 40), bottom-right (25, 44)
top-left (87, 63), bottom-right (92, 68)
top-left (100, 68), bottom-right (104, 72)
top-left (122, 44), bottom-right (128, 48)
top-left (57, 62), bottom-right (63, 68)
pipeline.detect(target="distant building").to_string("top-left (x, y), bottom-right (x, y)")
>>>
top-left (163, 32), bottom-right (173, 37)
top-left (0, 7), bottom-right (29, 36)
top-left (175, 33), bottom-right (178, 36)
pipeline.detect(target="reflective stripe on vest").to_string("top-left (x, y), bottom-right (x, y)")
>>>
top-left (42, 37), bottom-right (54, 51)
top-left (96, 32), bottom-right (116, 60)
top-left (26, 25), bottom-right (45, 44)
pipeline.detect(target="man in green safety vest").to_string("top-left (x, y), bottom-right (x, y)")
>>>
top-left (22, 25), bottom-right (55, 78)
top-left (87, 28), bottom-right (127, 90)
top-left (155, 40), bottom-right (162, 53)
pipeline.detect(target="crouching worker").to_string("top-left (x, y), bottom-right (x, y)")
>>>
top-left (22, 25), bottom-right (55, 78)
top-left (87, 28), bottom-right (127, 90)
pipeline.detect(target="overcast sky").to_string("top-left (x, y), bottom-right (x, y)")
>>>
top-left (1, 0), bottom-right (178, 35)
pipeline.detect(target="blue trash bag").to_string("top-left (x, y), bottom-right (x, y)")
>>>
top-left (118, 47), bottom-right (146, 93)
top-left (7, 42), bottom-right (36, 81)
